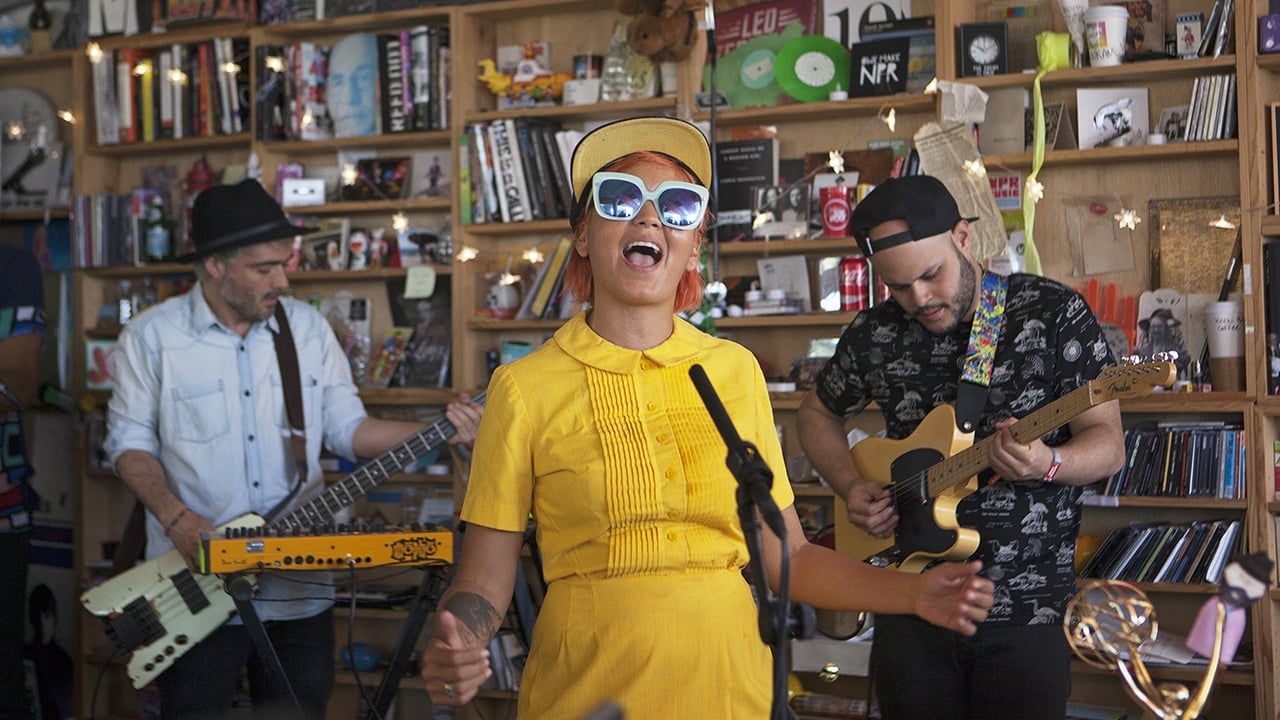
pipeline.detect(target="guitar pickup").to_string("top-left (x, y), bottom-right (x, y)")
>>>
top-left (105, 596), bottom-right (166, 650)
top-left (171, 569), bottom-right (212, 614)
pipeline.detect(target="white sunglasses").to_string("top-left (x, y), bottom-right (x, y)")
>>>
top-left (591, 171), bottom-right (710, 230)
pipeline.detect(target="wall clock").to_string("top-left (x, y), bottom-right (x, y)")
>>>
top-left (0, 86), bottom-right (64, 209)
top-left (958, 22), bottom-right (1008, 78)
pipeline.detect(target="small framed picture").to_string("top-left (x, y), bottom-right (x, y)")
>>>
top-left (1157, 105), bottom-right (1191, 141)
top-left (297, 218), bottom-right (351, 271)
top-left (752, 184), bottom-right (808, 239)
top-left (339, 157), bottom-right (412, 202)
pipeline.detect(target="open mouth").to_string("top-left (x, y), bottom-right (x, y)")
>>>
top-left (624, 241), bottom-right (663, 268)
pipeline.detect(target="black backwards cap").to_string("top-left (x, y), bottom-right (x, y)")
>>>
top-left (849, 175), bottom-right (978, 257)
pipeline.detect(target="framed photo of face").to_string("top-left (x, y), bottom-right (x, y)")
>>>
top-left (752, 184), bottom-right (808, 239)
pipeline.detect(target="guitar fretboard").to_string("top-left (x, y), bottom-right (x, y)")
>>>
top-left (269, 391), bottom-right (486, 532)
top-left (921, 363), bottom-right (1172, 498)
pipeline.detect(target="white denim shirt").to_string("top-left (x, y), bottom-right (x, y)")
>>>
top-left (105, 285), bottom-right (367, 621)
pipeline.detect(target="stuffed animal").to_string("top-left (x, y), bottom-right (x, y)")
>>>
top-left (614, 0), bottom-right (704, 63)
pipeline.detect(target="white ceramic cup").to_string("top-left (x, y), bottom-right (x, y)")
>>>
top-left (1084, 6), bottom-right (1128, 67)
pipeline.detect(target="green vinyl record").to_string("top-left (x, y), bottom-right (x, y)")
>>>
top-left (775, 35), bottom-right (851, 103)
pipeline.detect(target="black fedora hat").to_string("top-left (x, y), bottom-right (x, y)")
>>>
top-left (174, 179), bottom-right (318, 263)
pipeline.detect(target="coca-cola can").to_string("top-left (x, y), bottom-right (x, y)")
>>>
top-left (839, 255), bottom-right (869, 312)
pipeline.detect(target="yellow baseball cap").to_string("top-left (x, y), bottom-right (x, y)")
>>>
top-left (569, 116), bottom-right (713, 211)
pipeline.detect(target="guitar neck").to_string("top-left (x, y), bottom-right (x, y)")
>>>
top-left (924, 383), bottom-right (1097, 497)
top-left (269, 391), bottom-right (486, 532)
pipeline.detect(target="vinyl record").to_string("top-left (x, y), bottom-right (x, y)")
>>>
top-left (775, 35), bottom-right (851, 103)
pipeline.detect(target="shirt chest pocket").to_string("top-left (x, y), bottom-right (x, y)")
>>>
top-left (171, 380), bottom-right (230, 443)
top-left (270, 373), bottom-right (323, 431)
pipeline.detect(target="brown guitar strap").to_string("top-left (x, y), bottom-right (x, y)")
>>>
top-left (111, 302), bottom-right (309, 574)
top-left (265, 301), bottom-right (307, 522)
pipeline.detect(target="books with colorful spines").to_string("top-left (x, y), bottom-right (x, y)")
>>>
top-left (1175, 520), bottom-right (1222, 583)
top-left (114, 48), bottom-right (140, 143)
top-left (1135, 525), bottom-right (1182, 583)
top-left (294, 41), bottom-right (332, 141)
top-left (468, 121), bottom-right (498, 223)
top-left (377, 33), bottom-right (409, 133)
top-left (1151, 525), bottom-right (1194, 583)
top-left (516, 237), bottom-right (572, 320)
top-left (197, 41), bottom-right (216, 138)
top-left (137, 50), bottom-right (157, 142)
top-left (531, 237), bottom-right (572, 319)
top-left (1165, 521), bottom-right (1212, 582)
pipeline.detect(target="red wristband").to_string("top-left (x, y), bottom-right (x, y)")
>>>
top-left (1042, 447), bottom-right (1063, 483)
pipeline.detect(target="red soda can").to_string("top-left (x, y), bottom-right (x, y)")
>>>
top-left (839, 255), bottom-right (869, 311)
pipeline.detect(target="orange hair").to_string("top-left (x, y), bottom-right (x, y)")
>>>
top-left (562, 151), bottom-right (710, 313)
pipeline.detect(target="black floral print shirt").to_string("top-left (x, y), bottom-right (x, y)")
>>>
top-left (814, 273), bottom-right (1115, 625)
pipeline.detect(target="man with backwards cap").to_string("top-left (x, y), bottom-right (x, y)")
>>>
top-left (419, 119), bottom-right (994, 719)
top-left (797, 175), bottom-right (1125, 719)
top-left (104, 179), bottom-right (482, 719)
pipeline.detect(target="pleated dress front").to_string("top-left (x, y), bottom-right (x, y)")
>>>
top-left (461, 313), bottom-right (795, 719)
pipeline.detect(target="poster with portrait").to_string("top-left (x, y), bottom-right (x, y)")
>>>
top-left (1134, 288), bottom-right (1189, 370)
top-left (327, 33), bottom-right (380, 137)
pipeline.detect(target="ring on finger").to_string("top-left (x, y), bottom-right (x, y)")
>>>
top-left (443, 682), bottom-right (456, 699)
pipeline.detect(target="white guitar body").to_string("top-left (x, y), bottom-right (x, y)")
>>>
top-left (81, 513), bottom-right (266, 687)
top-left (80, 391), bottom-right (483, 690)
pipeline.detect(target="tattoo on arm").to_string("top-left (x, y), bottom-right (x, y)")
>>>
top-left (443, 592), bottom-right (502, 647)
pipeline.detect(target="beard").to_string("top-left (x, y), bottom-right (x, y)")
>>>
top-left (221, 274), bottom-right (279, 324)
top-left (915, 244), bottom-right (978, 335)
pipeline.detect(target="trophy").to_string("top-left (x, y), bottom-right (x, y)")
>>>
top-left (1063, 553), bottom-right (1272, 720)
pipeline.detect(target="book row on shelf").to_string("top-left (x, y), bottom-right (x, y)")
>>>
top-left (462, 118), bottom-right (578, 225)
top-left (1183, 72), bottom-right (1238, 142)
top-left (257, 25), bottom-right (451, 142)
top-left (1080, 519), bottom-right (1243, 587)
top-left (1103, 422), bottom-right (1246, 500)
top-left (90, 37), bottom-right (251, 146)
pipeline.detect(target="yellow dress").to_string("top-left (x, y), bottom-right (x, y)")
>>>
top-left (462, 313), bottom-right (795, 720)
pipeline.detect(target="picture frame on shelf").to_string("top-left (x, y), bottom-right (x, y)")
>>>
top-left (1076, 87), bottom-right (1149, 149)
top-left (296, 218), bottom-right (351, 271)
top-left (339, 157), bottom-right (412, 202)
top-left (409, 151), bottom-right (451, 199)
top-left (1148, 196), bottom-right (1241, 297)
top-left (1156, 105), bottom-right (1191, 141)
top-left (752, 184), bottom-right (808, 240)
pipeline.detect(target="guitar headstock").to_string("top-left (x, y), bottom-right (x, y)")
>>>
top-left (1091, 361), bottom-right (1179, 401)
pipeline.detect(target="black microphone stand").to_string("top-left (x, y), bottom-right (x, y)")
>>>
top-left (689, 365), bottom-right (794, 720)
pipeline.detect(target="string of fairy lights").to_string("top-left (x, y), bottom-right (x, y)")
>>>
top-left (52, 46), bottom-right (1246, 284)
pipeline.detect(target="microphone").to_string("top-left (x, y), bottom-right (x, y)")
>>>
top-left (688, 363), bottom-right (786, 537)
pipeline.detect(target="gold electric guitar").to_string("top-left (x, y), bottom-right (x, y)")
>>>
top-left (81, 392), bottom-right (483, 689)
top-left (834, 363), bottom-right (1175, 573)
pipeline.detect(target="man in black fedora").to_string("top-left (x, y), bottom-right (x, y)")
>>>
top-left (103, 179), bottom-right (483, 719)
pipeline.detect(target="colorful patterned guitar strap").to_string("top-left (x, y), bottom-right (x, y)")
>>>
top-left (954, 270), bottom-right (1009, 433)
